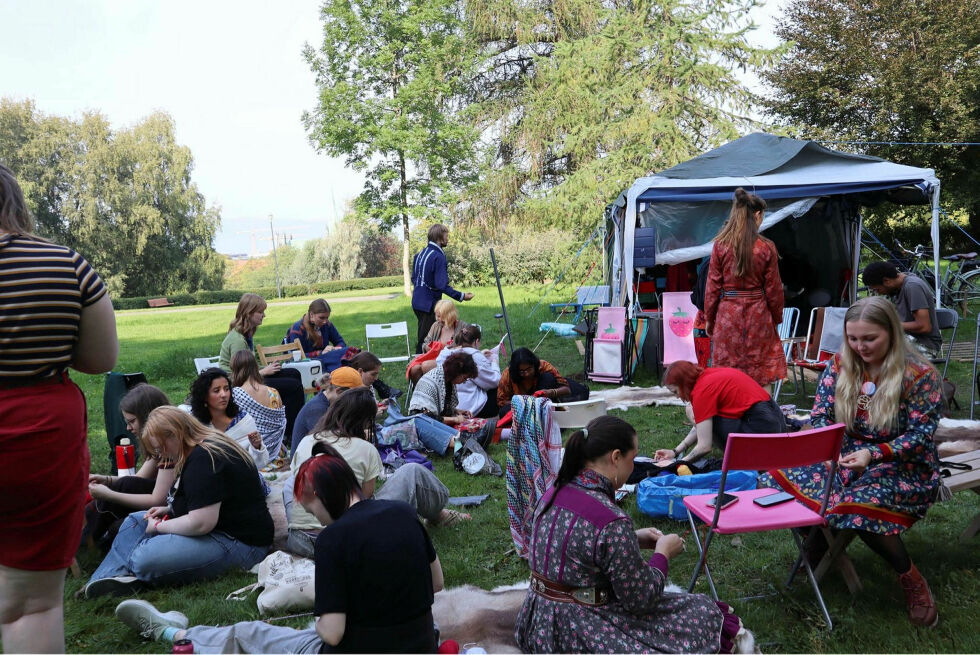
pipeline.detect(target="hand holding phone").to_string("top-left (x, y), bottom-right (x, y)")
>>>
top-left (706, 492), bottom-right (739, 509)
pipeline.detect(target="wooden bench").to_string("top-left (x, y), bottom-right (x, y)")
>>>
top-left (812, 449), bottom-right (980, 594)
top-left (147, 297), bottom-right (174, 308)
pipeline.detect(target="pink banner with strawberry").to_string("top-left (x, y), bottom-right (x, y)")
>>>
top-left (663, 292), bottom-right (697, 365)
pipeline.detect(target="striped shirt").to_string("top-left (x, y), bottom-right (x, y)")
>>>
top-left (0, 234), bottom-right (107, 378)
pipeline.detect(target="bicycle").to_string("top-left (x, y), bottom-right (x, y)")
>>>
top-left (893, 240), bottom-right (980, 315)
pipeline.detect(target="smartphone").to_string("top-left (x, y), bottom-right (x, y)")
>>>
top-left (706, 492), bottom-right (739, 509)
top-left (753, 491), bottom-right (795, 507)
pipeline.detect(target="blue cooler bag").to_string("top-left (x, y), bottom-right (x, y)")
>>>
top-left (637, 470), bottom-right (758, 520)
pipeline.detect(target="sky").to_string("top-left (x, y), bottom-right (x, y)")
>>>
top-left (0, 0), bottom-right (784, 256)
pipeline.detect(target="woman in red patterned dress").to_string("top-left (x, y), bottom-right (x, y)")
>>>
top-left (704, 188), bottom-right (786, 391)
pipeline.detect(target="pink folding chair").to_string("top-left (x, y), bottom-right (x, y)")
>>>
top-left (684, 423), bottom-right (846, 629)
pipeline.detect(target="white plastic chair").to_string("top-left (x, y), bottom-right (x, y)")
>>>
top-left (365, 321), bottom-right (411, 363)
top-left (193, 356), bottom-right (221, 374)
top-left (552, 398), bottom-right (607, 429)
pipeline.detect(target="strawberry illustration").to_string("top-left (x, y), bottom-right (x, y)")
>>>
top-left (668, 307), bottom-right (694, 338)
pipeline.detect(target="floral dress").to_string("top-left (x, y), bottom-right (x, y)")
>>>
top-left (761, 355), bottom-right (942, 534)
top-left (704, 239), bottom-right (786, 386)
top-left (515, 470), bottom-right (741, 654)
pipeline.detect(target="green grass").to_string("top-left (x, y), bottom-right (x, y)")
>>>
top-left (56, 286), bottom-right (980, 653)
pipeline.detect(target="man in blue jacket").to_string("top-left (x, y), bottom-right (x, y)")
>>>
top-left (412, 223), bottom-right (473, 352)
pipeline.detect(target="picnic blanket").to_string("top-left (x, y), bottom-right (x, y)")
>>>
top-left (587, 385), bottom-right (686, 411)
top-left (506, 396), bottom-right (562, 558)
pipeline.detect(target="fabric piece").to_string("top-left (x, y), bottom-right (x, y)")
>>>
top-left (232, 387), bottom-right (286, 457)
top-left (761, 355), bottom-right (942, 534)
top-left (587, 385), bottom-right (687, 410)
top-left (506, 396), bottom-right (562, 558)
top-left (0, 376), bottom-right (88, 570)
top-left (314, 499), bottom-right (437, 653)
top-left (515, 469), bottom-right (735, 653)
top-left (704, 238), bottom-right (787, 385)
top-left (662, 291), bottom-right (698, 365)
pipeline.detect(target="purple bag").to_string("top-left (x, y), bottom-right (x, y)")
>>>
top-left (377, 443), bottom-right (434, 471)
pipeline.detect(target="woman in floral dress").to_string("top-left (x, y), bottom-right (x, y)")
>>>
top-left (761, 296), bottom-right (941, 627)
top-left (704, 187), bottom-right (785, 389)
top-left (515, 416), bottom-right (746, 654)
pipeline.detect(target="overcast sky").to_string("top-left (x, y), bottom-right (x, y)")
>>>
top-left (0, 0), bottom-right (783, 255)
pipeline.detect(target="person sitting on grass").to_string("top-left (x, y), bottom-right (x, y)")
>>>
top-left (434, 324), bottom-right (501, 418)
top-left (284, 298), bottom-right (348, 372)
top-left (188, 367), bottom-right (268, 469)
top-left (288, 388), bottom-right (468, 557)
top-left (656, 360), bottom-right (786, 464)
top-left (407, 352), bottom-right (481, 453)
top-left (83, 384), bottom-right (173, 551)
top-left (230, 349), bottom-right (287, 458)
top-left (114, 441), bottom-right (443, 653)
top-left (290, 367), bottom-right (364, 458)
top-left (83, 407), bottom-right (273, 599)
top-left (347, 350), bottom-right (400, 405)
top-left (407, 298), bottom-right (471, 384)
top-left (497, 347), bottom-right (589, 417)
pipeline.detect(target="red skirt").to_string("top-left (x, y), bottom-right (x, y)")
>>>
top-left (0, 374), bottom-right (89, 570)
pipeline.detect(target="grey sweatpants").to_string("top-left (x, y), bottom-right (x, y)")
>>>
top-left (286, 463), bottom-right (449, 558)
top-left (185, 622), bottom-right (321, 654)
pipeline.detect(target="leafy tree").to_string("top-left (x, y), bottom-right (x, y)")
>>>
top-left (763, 0), bottom-right (980, 236)
top-left (303, 0), bottom-right (478, 295)
top-left (460, 0), bottom-right (780, 233)
top-left (0, 99), bottom-right (224, 296)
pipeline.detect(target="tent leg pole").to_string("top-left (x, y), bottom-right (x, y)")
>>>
top-left (491, 248), bottom-right (515, 354)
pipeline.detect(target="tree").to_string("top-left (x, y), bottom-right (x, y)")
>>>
top-left (303, 0), bottom-right (478, 296)
top-left (0, 99), bottom-right (225, 297)
top-left (459, 0), bottom-right (780, 233)
top-left (763, 0), bottom-right (980, 235)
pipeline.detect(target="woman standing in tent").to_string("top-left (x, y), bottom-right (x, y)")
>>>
top-left (704, 188), bottom-right (786, 391)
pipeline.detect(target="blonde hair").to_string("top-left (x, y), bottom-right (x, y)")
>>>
top-left (835, 296), bottom-right (930, 431)
top-left (434, 298), bottom-right (458, 326)
top-left (229, 293), bottom-right (267, 337)
top-left (141, 406), bottom-right (255, 476)
top-left (715, 187), bottom-right (770, 278)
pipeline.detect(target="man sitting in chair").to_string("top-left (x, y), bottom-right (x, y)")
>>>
top-left (862, 261), bottom-right (942, 357)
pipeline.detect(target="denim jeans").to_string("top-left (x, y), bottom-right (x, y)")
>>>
top-left (384, 404), bottom-right (458, 455)
top-left (90, 511), bottom-right (268, 586)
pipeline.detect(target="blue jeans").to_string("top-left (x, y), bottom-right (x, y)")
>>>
top-left (384, 404), bottom-right (457, 455)
top-left (90, 511), bottom-right (267, 586)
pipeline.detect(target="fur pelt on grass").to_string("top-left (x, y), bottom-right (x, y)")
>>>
top-left (588, 385), bottom-right (687, 411)
top-left (431, 580), bottom-right (759, 654)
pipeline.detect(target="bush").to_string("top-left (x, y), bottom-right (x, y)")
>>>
top-left (111, 276), bottom-right (403, 310)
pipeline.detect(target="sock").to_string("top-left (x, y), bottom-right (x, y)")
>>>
top-left (159, 626), bottom-right (180, 643)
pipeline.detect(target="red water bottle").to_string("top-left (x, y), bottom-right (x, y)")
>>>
top-left (172, 638), bottom-right (194, 653)
top-left (115, 438), bottom-right (136, 476)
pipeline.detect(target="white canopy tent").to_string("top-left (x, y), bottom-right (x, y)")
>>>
top-left (607, 133), bottom-right (941, 315)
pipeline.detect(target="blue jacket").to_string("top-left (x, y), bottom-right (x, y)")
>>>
top-left (411, 241), bottom-right (462, 313)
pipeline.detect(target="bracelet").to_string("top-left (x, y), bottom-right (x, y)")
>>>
top-left (672, 448), bottom-right (682, 458)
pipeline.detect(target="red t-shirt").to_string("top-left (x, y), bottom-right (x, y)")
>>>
top-left (689, 367), bottom-right (770, 424)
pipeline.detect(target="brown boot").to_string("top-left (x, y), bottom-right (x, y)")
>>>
top-left (898, 563), bottom-right (938, 627)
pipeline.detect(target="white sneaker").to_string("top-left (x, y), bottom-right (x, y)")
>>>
top-left (115, 599), bottom-right (189, 640)
top-left (83, 575), bottom-right (141, 599)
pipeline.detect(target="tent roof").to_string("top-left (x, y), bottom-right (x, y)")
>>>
top-left (630, 133), bottom-right (939, 203)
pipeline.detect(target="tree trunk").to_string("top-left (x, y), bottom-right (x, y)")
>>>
top-left (400, 150), bottom-right (411, 297)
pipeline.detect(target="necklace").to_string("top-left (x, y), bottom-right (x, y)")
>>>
top-left (856, 379), bottom-right (877, 411)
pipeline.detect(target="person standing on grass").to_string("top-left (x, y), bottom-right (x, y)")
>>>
top-left (411, 223), bottom-right (474, 353)
top-left (0, 164), bottom-right (119, 654)
top-left (861, 260), bottom-right (942, 358)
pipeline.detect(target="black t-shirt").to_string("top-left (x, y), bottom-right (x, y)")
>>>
top-left (314, 499), bottom-right (437, 654)
top-left (170, 443), bottom-right (274, 548)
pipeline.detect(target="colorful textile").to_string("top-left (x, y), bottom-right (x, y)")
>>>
top-left (704, 239), bottom-right (786, 386)
top-left (405, 341), bottom-right (444, 380)
top-left (506, 396), bottom-right (561, 558)
top-left (761, 355), bottom-right (942, 534)
top-left (232, 387), bottom-right (286, 456)
top-left (515, 469), bottom-right (738, 653)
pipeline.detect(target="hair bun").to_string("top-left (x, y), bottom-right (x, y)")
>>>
top-left (733, 187), bottom-right (748, 204)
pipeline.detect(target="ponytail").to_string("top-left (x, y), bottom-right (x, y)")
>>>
top-left (715, 187), bottom-right (768, 278)
top-left (555, 415), bottom-right (637, 488)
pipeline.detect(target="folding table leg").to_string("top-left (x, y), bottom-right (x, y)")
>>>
top-left (791, 528), bottom-right (833, 630)
top-left (686, 512), bottom-right (718, 600)
top-left (814, 529), bottom-right (862, 594)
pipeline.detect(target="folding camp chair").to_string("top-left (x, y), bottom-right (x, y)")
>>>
top-left (930, 307), bottom-right (958, 380)
top-left (772, 306), bottom-right (800, 402)
top-left (365, 321), bottom-right (411, 363)
top-left (585, 306), bottom-right (632, 383)
top-left (549, 285), bottom-right (611, 323)
top-left (193, 356), bottom-right (221, 374)
top-left (684, 423), bottom-right (846, 629)
top-left (791, 307), bottom-right (847, 397)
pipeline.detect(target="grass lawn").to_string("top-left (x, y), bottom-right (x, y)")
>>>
top-left (59, 284), bottom-right (980, 653)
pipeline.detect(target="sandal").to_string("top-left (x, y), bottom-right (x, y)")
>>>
top-left (435, 508), bottom-right (471, 527)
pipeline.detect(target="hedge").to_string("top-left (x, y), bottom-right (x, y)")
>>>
top-left (112, 275), bottom-right (403, 310)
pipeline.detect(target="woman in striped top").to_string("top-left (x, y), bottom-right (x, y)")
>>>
top-left (0, 164), bottom-right (119, 653)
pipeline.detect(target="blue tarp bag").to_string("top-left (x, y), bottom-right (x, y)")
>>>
top-left (637, 470), bottom-right (758, 520)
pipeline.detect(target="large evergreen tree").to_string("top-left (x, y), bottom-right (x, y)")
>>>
top-left (303, 0), bottom-right (478, 295)
top-left (764, 0), bottom-right (980, 233)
